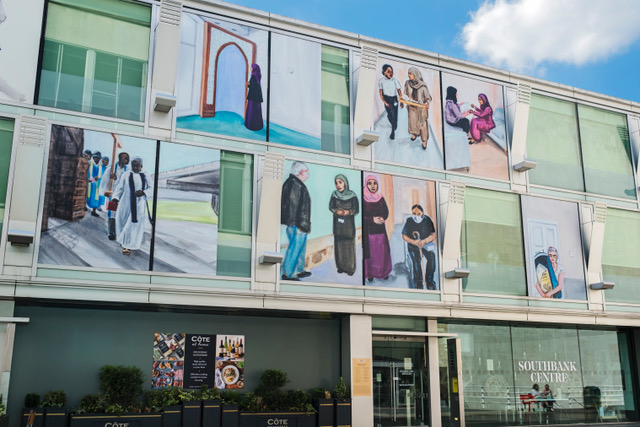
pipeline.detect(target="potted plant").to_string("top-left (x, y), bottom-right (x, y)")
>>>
top-left (220, 391), bottom-right (242, 427)
top-left (333, 377), bottom-right (351, 427)
top-left (42, 390), bottom-right (68, 427)
top-left (179, 390), bottom-right (201, 427)
top-left (238, 370), bottom-right (315, 427)
top-left (22, 393), bottom-right (44, 427)
top-left (144, 388), bottom-right (181, 427)
top-left (311, 388), bottom-right (333, 427)
top-left (0, 394), bottom-right (8, 427)
top-left (200, 386), bottom-right (221, 427)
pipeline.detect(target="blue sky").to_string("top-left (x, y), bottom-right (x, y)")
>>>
top-left (222, 0), bottom-right (640, 104)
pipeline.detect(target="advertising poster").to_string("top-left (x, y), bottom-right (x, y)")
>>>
top-left (441, 72), bottom-right (508, 180)
top-left (215, 334), bottom-right (245, 390)
top-left (362, 173), bottom-right (439, 290)
top-left (184, 334), bottom-right (216, 389)
top-left (176, 13), bottom-right (268, 141)
top-left (38, 125), bottom-right (157, 270)
top-left (521, 196), bottom-right (587, 300)
top-left (152, 333), bottom-right (185, 388)
top-left (153, 142), bottom-right (220, 274)
top-left (0, 0), bottom-right (44, 103)
top-left (372, 58), bottom-right (443, 171)
top-left (280, 160), bottom-right (362, 285)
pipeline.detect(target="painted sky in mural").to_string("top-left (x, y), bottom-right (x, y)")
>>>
top-left (362, 173), bottom-right (439, 290)
top-left (176, 13), bottom-right (268, 141)
top-left (371, 57), bottom-right (443, 171)
top-left (280, 160), bottom-right (361, 285)
top-left (441, 72), bottom-right (508, 180)
top-left (521, 195), bottom-right (586, 300)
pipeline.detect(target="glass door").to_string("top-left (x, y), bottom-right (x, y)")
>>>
top-left (373, 336), bottom-right (430, 427)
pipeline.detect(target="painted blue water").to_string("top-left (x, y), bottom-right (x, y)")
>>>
top-left (177, 111), bottom-right (322, 150)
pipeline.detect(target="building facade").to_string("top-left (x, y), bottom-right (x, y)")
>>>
top-left (0, 0), bottom-right (640, 426)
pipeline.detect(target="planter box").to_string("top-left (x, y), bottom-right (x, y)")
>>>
top-left (70, 413), bottom-right (162, 427)
top-left (22, 408), bottom-right (44, 427)
top-left (239, 412), bottom-right (316, 427)
top-left (0, 414), bottom-right (9, 427)
top-left (313, 399), bottom-right (334, 427)
top-left (181, 401), bottom-right (201, 427)
top-left (334, 399), bottom-right (351, 427)
top-left (201, 400), bottom-right (221, 427)
top-left (44, 408), bottom-right (69, 427)
top-left (162, 405), bottom-right (182, 427)
top-left (220, 405), bottom-right (239, 427)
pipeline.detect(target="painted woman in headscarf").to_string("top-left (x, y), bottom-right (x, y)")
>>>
top-left (403, 66), bottom-right (432, 149)
top-left (244, 63), bottom-right (264, 131)
top-left (468, 93), bottom-right (496, 144)
top-left (329, 174), bottom-right (359, 276)
top-left (444, 86), bottom-right (471, 134)
top-left (362, 175), bottom-right (392, 282)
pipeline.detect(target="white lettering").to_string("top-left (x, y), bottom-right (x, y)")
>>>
top-left (191, 335), bottom-right (211, 344)
top-left (105, 423), bottom-right (129, 427)
top-left (518, 361), bottom-right (525, 371)
top-left (267, 419), bottom-right (288, 426)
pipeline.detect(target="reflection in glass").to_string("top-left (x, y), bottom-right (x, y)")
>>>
top-left (602, 208), bottom-right (640, 303)
top-left (0, 118), bottom-right (13, 236)
top-left (321, 46), bottom-right (350, 154)
top-left (461, 188), bottom-right (526, 295)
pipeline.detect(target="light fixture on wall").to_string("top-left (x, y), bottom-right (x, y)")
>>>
top-left (153, 93), bottom-right (177, 112)
top-left (590, 281), bottom-right (615, 290)
top-left (259, 251), bottom-right (284, 265)
top-left (7, 229), bottom-right (34, 246)
top-left (513, 159), bottom-right (537, 172)
top-left (356, 130), bottom-right (380, 146)
top-left (445, 268), bottom-right (470, 279)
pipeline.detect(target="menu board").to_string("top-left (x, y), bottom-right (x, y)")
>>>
top-left (152, 332), bottom-right (245, 390)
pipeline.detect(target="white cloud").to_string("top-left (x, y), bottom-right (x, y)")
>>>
top-left (461, 0), bottom-right (640, 74)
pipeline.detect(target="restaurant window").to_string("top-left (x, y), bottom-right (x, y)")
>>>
top-left (526, 94), bottom-right (584, 192)
top-left (578, 105), bottom-right (636, 199)
top-left (602, 208), bottom-right (640, 303)
top-left (0, 118), bottom-right (13, 236)
top-left (460, 188), bottom-right (526, 295)
top-left (38, 0), bottom-right (151, 121)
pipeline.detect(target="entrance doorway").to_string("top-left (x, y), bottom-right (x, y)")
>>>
top-left (373, 336), bottom-right (430, 427)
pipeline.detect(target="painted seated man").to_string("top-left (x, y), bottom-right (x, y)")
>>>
top-left (401, 204), bottom-right (437, 290)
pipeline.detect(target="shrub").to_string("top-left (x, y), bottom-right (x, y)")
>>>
top-left (258, 369), bottom-right (289, 390)
top-left (76, 394), bottom-right (107, 414)
top-left (285, 390), bottom-right (312, 412)
top-left (99, 365), bottom-right (144, 409)
top-left (333, 377), bottom-right (350, 399)
top-left (42, 390), bottom-right (67, 408)
top-left (24, 393), bottom-right (40, 408)
top-left (309, 388), bottom-right (331, 400)
top-left (199, 385), bottom-right (220, 401)
top-left (144, 388), bottom-right (180, 412)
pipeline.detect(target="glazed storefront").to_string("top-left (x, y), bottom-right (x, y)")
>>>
top-left (371, 318), bottom-right (639, 427)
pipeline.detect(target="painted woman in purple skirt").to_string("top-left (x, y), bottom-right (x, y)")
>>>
top-left (244, 63), bottom-right (264, 131)
top-left (363, 175), bottom-right (392, 282)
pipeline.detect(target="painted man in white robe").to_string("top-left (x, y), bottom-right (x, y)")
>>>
top-left (111, 157), bottom-right (151, 255)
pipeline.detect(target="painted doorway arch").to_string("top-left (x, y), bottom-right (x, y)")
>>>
top-left (199, 22), bottom-right (256, 119)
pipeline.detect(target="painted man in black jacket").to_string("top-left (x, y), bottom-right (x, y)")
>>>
top-left (281, 161), bottom-right (312, 280)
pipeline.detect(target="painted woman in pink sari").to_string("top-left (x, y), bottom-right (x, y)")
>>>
top-left (469, 93), bottom-right (495, 144)
top-left (363, 175), bottom-right (392, 282)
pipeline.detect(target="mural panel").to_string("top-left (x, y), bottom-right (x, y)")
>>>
top-left (521, 195), bottom-right (587, 300)
top-left (372, 58), bottom-right (443, 170)
top-left (176, 13), bottom-right (268, 141)
top-left (279, 161), bottom-right (361, 285)
top-left (362, 173), bottom-right (439, 290)
top-left (441, 73), bottom-right (508, 180)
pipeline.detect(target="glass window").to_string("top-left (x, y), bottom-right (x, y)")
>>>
top-left (578, 105), bottom-right (636, 199)
top-left (0, 118), bottom-right (14, 236)
top-left (321, 45), bottom-right (350, 154)
top-left (216, 151), bottom-right (253, 277)
top-left (526, 94), bottom-right (584, 192)
top-left (38, 0), bottom-right (151, 121)
top-left (602, 208), bottom-right (640, 303)
top-left (461, 188), bottom-right (526, 295)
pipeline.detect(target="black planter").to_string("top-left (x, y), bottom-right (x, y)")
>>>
top-left (0, 414), bottom-right (8, 427)
top-left (70, 413), bottom-right (162, 427)
top-left (220, 405), bottom-right (239, 427)
top-left (21, 408), bottom-right (44, 427)
top-left (44, 408), bottom-right (68, 427)
top-left (239, 412), bottom-right (316, 427)
top-left (313, 399), bottom-right (334, 427)
top-left (334, 399), bottom-right (351, 427)
top-left (162, 405), bottom-right (182, 427)
top-left (181, 401), bottom-right (201, 427)
top-left (201, 400), bottom-right (221, 427)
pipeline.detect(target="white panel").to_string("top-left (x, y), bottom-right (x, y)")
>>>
top-left (348, 315), bottom-right (373, 427)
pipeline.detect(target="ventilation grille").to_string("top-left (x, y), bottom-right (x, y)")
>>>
top-left (160, 0), bottom-right (182, 26)
top-left (263, 153), bottom-right (285, 181)
top-left (449, 181), bottom-right (466, 205)
top-left (360, 46), bottom-right (378, 71)
top-left (594, 202), bottom-right (607, 224)
top-left (19, 116), bottom-right (47, 147)
top-left (517, 82), bottom-right (532, 105)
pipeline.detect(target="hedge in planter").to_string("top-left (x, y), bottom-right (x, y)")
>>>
top-left (333, 377), bottom-right (351, 427)
top-left (43, 390), bottom-right (68, 427)
top-left (22, 393), bottom-right (44, 427)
